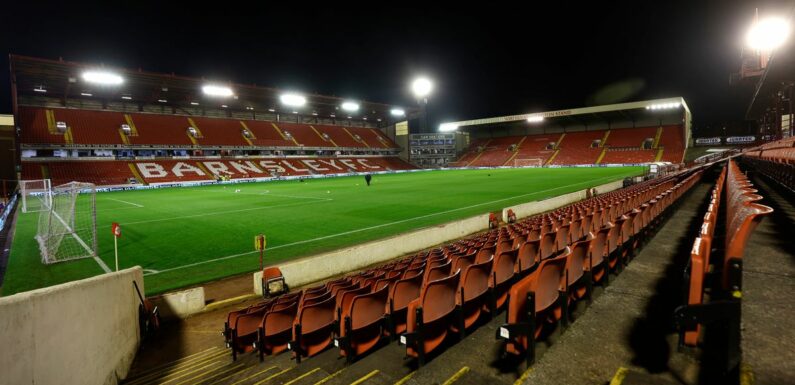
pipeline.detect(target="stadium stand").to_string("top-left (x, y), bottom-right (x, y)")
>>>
top-left (239, 120), bottom-right (297, 147)
top-left (221, 166), bottom-right (704, 367)
top-left (17, 106), bottom-right (399, 150)
top-left (468, 136), bottom-right (521, 167)
top-left (20, 157), bottom-right (415, 186)
top-left (125, 113), bottom-right (196, 146)
top-left (742, 136), bottom-right (795, 191)
top-left (550, 130), bottom-right (604, 165)
top-left (451, 125), bottom-right (686, 167)
top-left (674, 160), bottom-right (772, 375)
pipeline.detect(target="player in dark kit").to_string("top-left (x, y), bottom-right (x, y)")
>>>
top-left (364, 174), bottom-right (372, 186)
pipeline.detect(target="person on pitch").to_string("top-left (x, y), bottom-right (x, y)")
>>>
top-left (364, 174), bottom-right (372, 186)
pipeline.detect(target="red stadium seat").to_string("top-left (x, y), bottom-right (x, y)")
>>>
top-left (401, 270), bottom-right (461, 365)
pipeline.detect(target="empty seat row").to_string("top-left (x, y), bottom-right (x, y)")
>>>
top-left (498, 168), bottom-right (704, 363)
top-left (674, 160), bottom-right (772, 373)
top-left (743, 137), bottom-right (795, 191)
top-left (17, 106), bottom-right (399, 149)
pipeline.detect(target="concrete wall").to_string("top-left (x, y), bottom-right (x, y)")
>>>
top-left (501, 179), bottom-right (626, 222)
top-left (501, 190), bottom-right (586, 223)
top-left (0, 268), bottom-right (143, 385)
top-left (150, 286), bottom-right (205, 320)
top-left (254, 213), bottom-right (490, 294)
top-left (592, 179), bottom-right (624, 196)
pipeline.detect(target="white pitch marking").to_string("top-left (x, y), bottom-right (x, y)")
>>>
top-left (50, 209), bottom-right (112, 273)
top-left (144, 173), bottom-right (631, 276)
top-left (106, 198), bottom-right (144, 208)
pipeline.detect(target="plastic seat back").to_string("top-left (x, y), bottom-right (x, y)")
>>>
top-left (425, 260), bottom-right (453, 283)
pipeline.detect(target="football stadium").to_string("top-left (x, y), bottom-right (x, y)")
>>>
top-left (0, 3), bottom-right (794, 385)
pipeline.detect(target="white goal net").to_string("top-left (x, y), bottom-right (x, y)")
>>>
top-left (36, 182), bottom-right (98, 264)
top-left (20, 179), bottom-right (52, 213)
top-left (514, 158), bottom-right (544, 167)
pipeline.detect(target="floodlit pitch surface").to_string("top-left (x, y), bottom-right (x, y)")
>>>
top-left (2, 166), bottom-right (644, 295)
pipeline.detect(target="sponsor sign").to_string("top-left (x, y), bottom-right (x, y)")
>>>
top-left (725, 136), bottom-right (755, 144)
top-left (695, 137), bottom-right (721, 145)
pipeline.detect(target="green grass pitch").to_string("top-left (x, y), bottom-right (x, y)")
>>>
top-left (1, 166), bottom-right (645, 296)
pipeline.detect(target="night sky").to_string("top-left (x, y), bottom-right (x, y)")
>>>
top-left (0, 1), bottom-right (788, 135)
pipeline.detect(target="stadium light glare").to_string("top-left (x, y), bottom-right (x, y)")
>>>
top-left (746, 17), bottom-right (790, 50)
top-left (268, 108), bottom-right (276, 112)
top-left (190, 101), bottom-right (200, 105)
top-left (527, 115), bottom-right (544, 123)
top-left (80, 92), bottom-right (93, 97)
top-left (341, 101), bottom-right (360, 112)
top-left (121, 95), bottom-right (132, 100)
top-left (202, 85), bottom-right (234, 97)
top-left (411, 77), bottom-right (433, 98)
top-left (390, 108), bottom-right (405, 117)
top-left (280, 93), bottom-right (306, 107)
top-left (647, 102), bottom-right (681, 111)
top-left (158, 99), bottom-right (167, 103)
top-left (439, 122), bottom-right (459, 132)
top-left (82, 71), bottom-right (124, 85)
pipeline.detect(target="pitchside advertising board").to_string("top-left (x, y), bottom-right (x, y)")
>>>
top-left (725, 136), bottom-right (756, 144)
top-left (694, 136), bottom-right (756, 146)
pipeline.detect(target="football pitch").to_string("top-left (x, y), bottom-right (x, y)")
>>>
top-left (1, 166), bottom-right (645, 295)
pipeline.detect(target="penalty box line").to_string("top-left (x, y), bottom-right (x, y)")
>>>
top-left (144, 172), bottom-right (632, 276)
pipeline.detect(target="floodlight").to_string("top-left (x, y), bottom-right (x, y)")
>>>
top-left (82, 71), bottom-right (123, 85)
top-left (158, 99), bottom-right (167, 103)
top-left (439, 122), bottom-right (459, 132)
top-left (121, 95), bottom-right (132, 100)
top-left (268, 108), bottom-right (276, 112)
top-left (221, 104), bottom-right (228, 108)
top-left (411, 77), bottom-right (433, 98)
top-left (391, 108), bottom-right (405, 116)
top-left (527, 115), bottom-right (544, 123)
top-left (202, 85), bottom-right (234, 97)
top-left (746, 17), bottom-right (790, 50)
top-left (190, 101), bottom-right (200, 106)
top-left (33, 87), bottom-right (46, 93)
top-left (280, 93), bottom-right (306, 107)
top-left (80, 92), bottom-right (93, 97)
top-left (341, 101), bottom-right (360, 111)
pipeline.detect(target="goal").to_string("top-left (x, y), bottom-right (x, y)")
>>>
top-left (19, 179), bottom-right (52, 213)
top-left (36, 182), bottom-right (98, 264)
top-left (513, 158), bottom-right (544, 167)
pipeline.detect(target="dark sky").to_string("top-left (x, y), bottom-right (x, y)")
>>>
top-left (0, 1), bottom-right (789, 134)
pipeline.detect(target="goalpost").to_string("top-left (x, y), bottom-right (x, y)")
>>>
top-left (36, 182), bottom-right (98, 265)
top-left (513, 158), bottom-right (544, 167)
top-left (19, 179), bottom-right (52, 213)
